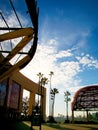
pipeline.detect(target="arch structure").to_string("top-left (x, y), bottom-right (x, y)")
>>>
top-left (0, 0), bottom-right (47, 123)
top-left (0, 0), bottom-right (39, 82)
top-left (71, 85), bottom-right (98, 123)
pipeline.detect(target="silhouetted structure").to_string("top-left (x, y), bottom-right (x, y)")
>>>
top-left (71, 85), bottom-right (98, 123)
top-left (0, 0), bottom-right (39, 82)
top-left (0, 1), bottom-right (47, 130)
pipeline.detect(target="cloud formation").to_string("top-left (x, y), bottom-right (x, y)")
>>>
top-left (1, 2), bottom-right (98, 116)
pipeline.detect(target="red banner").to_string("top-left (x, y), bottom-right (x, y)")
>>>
top-left (7, 81), bottom-right (20, 109)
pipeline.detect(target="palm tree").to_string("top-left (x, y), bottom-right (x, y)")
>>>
top-left (37, 72), bottom-right (48, 87)
top-left (49, 71), bottom-right (54, 117)
top-left (64, 91), bottom-right (71, 122)
top-left (40, 76), bottom-right (48, 122)
top-left (49, 71), bottom-right (54, 90)
top-left (22, 96), bottom-right (29, 117)
top-left (40, 77), bottom-right (48, 86)
top-left (37, 72), bottom-right (48, 122)
top-left (37, 72), bottom-right (43, 85)
top-left (50, 88), bottom-right (59, 119)
top-left (37, 72), bottom-right (43, 106)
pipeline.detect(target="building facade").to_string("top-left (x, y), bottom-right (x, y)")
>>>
top-left (0, 70), bottom-right (46, 121)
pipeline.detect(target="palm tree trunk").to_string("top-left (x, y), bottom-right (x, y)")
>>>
top-left (66, 102), bottom-right (68, 121)
top-left (52, 99), bottom-right (54, 117)
top-left (52, 94), bottom-right (55, 117)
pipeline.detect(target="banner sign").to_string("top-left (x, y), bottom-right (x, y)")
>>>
top-left (7, 81), bottom-right (20, 109)
top-left (0, 79), bottom-right (7, 106)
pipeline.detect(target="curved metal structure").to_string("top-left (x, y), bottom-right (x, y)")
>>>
top-left (0, 0), bottom-right (39, 82)
top-left (71, 85), bottom-right (98, 111)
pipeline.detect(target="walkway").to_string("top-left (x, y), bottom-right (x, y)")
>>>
top-left (22, 121), bottom-right (98, 130)
top-left (0, 120), bottom-right (98, 130)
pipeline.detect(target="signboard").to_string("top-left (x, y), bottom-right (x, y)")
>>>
top-left (0, 79), bottom-right (7, 106)
top-left (7, 81), bottom-right (20, 109)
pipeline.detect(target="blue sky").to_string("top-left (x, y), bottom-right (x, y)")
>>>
top-left (0, 0), bottom-right (98, 117)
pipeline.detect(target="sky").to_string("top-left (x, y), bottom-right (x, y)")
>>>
top-left (0, 0), bottom-right (98, 117)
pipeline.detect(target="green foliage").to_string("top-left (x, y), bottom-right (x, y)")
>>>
top-left (50, 88), bottom-right (59, 119)
top-left (64, 91), bottom-right (71, 103)
top-left (22, 96), bottom-right (29, 116)
top-left (50, 88), bottom-right (59, 95)
top-left (64, 91), bottom-right (71, 121)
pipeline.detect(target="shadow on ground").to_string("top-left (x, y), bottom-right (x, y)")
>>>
top-left (44, 123), bottom-right (73, 130)
top-left (77, 124), bottom-right (98, 130)
top-left (0, 120), bottom-right (30, 130)
top-left (44, 123), bottom-right (98, 130)
top-left (0, 121), bottom-right (98, 130)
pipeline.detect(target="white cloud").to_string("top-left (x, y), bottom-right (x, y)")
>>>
top-left (1, 9), bottom-right (98, 117)
top-left (60, 61), bottom-right (80, 75)
top-left (76, 54), bottom-right (98, 69)
top-left (56, 49), bottom-right (73, 58)
top-left (21, 43), bottom-right (82, 93)
top-left (48, 39), bottom-right (57, 46)
top-left (79, 54), bottom-right (92, 66)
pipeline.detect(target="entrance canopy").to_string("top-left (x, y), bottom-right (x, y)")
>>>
top-left (71, 85), bottom-right (98, 111)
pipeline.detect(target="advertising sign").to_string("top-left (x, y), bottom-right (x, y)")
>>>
top-left (7, 81), bottom-right (20, 109)
top-left (0, 79), bottom-right (7, 106)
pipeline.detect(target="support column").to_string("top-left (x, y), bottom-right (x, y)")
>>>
top-left (29, 92), bottom-right (35, 115)
top-left (42, 88), bottom-right (46, 121)
top-left (72, 110), bottom-right (74, 123)
top-left (86, 110), bottom-right (89, 122)
top-left (19, 87), bottom-right (23, 113)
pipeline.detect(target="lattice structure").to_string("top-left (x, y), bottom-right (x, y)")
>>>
top-left (0, 0), bottom-right (39, 82)
top-left (71, 85), bottom-right (98, 111)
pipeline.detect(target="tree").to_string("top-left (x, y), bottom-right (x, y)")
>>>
top-left (49, 71), bottom-right (54, 90)
top-left (49, 71), bottom-right (54, 116)
top-left (37, 72), bottom-right (48, 122)
top-left (40, 77), bottom-right (48, 86)
top-left (40, 77), bottom-right (48, 121)
top-left (64, 91), bottom-right (71, 122)
top-left (37, 72), bottom-right (48, 92)
top-left (22, 96), bottom-right (29, 117)
top-left (37, 72), bottom-right (43, 85)
top-left (50, 88), bottom-right (59, 119)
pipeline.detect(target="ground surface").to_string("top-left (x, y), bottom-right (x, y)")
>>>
top-left (20, 121), bottom-right (98, 130)
top-left (0, 121), bottom-right (98, 130)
